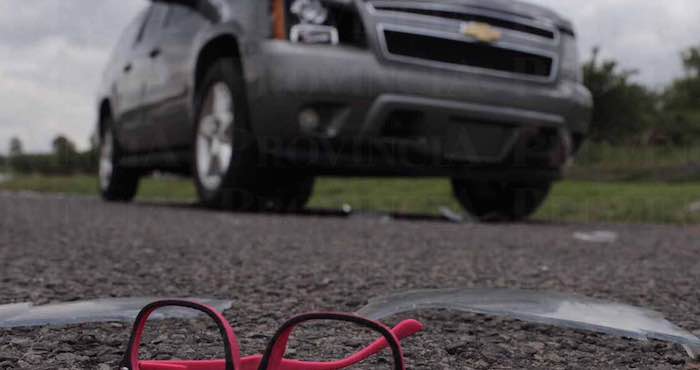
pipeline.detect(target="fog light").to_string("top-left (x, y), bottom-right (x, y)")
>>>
top-left (299, 108), bottom-right (321, 132)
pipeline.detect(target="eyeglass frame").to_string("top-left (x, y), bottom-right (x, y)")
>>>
top-left (119, 299), bottom-right (423, 370)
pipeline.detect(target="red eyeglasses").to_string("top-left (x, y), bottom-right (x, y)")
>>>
top-left (120, 300), bottom-right (424, 370)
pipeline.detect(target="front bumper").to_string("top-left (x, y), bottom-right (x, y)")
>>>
top-left (245, 41), bottom-right (590, 174)
top-left (248, 41), bottom-right (591, 131)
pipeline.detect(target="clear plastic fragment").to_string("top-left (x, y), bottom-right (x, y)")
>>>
top-left (0, 303), bottom-right (32, 322)
top-left (438, 207), bottom-right (467, 223)
top-left (573, 231), bottom-right (619, 243)
top-left (0, 297), bottom-right (233, 329)
top-left (356, 288), bottom-right (700, 359)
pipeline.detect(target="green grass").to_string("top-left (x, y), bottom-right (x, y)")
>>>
top-left (2, 175), bottom-right (699, 225)
top-left (537, 181), bottom-right (700, 224)
top-left (568, 143), bottom-right (700, 182)
top-left (0, 175), bottom-right (197, 202)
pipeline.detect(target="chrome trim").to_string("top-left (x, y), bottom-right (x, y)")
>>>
top-left (366, 1), bottom-right (561, 45)
top-left (290, 24), bottom-right (340, 45)
top-left (376, 23), bottom-right (559, 83)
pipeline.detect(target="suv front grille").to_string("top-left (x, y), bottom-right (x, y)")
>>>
top-left (368, 1), bottom-right (560, 81)
top-left (381, 29), bottom-right (555, 79)
top-left (371, 5), bottom-right (556, 40)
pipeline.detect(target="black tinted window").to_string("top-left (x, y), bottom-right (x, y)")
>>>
top-left (164, 4), bottom-right (193, 28)
top-left (136, 4), bottom-right (168, 44)
top-left (114, 9), bottom-right (147, 53)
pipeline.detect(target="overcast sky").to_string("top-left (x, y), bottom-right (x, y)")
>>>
top-left (2, 0), bottom-right (700, 154)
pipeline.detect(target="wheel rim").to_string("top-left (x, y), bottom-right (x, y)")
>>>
top-left (196, 82), bottom-right (235, 191)
top-left (99, 130), bottom-right (114, 191)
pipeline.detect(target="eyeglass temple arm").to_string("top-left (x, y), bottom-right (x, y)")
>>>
top-left (266, 319), bottom-right (423, 370)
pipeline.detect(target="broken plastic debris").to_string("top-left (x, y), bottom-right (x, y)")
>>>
top-left (439, 207), bottom-right (465, 223)
top-left (573, 230), bottom-right (618, 243)
top-left (356, 288), bottom-right (700, 359)
top-left (0, 297), bottom-right (233, 329)
top-left (438, 207), bottom-right (476, 223)
top-left (0, 302), bottom-right (32, 321)
top-left (688, 201), bottom-right (700, 214)
top-left (341, 203), bottom-right (353, 214)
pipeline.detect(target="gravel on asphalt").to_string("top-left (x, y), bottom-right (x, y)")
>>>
top-left (1, 191), bottom-right (699, 369)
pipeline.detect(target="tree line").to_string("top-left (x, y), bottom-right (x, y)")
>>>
top-left (584, 45), bottom-right (700, 145)
top-left (3, 45), bottom-right (700, 175)
top-left (3, 136), bottom-right (97, 175)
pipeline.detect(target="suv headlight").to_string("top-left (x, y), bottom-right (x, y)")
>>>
top-left (560, 34), bottom-right (582, 82)
top-left (272, 0), bottom-right (340, 45)
top-left (290, 0), bottom-right (329, 24)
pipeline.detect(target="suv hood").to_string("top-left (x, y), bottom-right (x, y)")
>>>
top-left (363, 0), bottom-right (574, 30)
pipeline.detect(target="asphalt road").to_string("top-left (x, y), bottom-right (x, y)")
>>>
top-left (1, 191), bottom-right (699, 369)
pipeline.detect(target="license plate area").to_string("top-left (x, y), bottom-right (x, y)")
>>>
top-left (442, 119), bottom-right (518, 162)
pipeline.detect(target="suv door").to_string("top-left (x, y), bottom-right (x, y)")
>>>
top-left (112, 9), bottom-right (150, 152)
top-left (142, 3), bottom-right (209, 150)
top-left (121, 3), bottom-right (169, 152)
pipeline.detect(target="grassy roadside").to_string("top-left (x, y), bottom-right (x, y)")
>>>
top-left (2, 175), bottom-right (699, 225)
top-left (567, 143), bottom-right (700, 182)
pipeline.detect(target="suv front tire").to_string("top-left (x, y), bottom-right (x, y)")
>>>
top-left (193, 58), bottom-right (258, 210)
top-left (192, 58), bottom-right (315, 212)
top-left (451, 179), bottom-right (551, 222)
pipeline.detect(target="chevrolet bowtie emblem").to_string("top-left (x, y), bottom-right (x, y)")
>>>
top-left (461, 22), bottom-right (502, 43)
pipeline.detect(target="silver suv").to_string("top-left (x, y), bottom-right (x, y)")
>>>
top-left (96, 0), bottom-right (592, 221)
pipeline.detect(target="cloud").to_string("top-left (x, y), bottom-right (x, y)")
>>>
top-left (0, 38), bottom-right (102, 152)
top-left (529, 0), bottom-right (700, 86)
top-left (0, 0), bottom-right (146, 154)
top-left (1, 0), bottom-right (699, 154)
